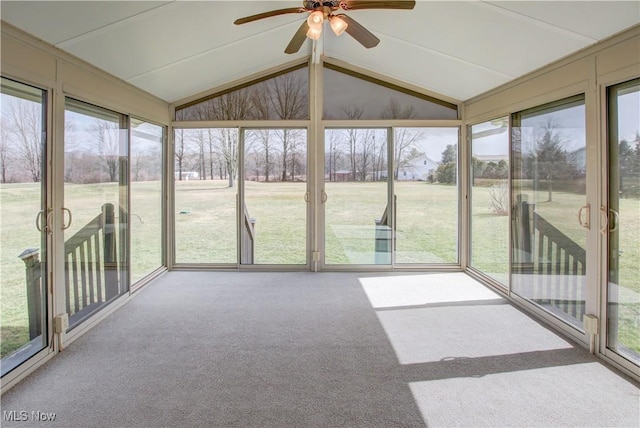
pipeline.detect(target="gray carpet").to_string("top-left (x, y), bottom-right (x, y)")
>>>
top-left (1, 271), bottom-right (638, 427)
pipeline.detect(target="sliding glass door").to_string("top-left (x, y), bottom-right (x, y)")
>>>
top-left (242, 128), bottom-right (308, 265)
top-left (470, 118), bottom-right (509, 285)
top-left (0, 78), bottom-right (49, 376)
top-left (606, 79), bottom-right (640, 365)
top-left (130, 119), bottom-right (164, 283)
top-left (394, 127), bottom-right (459, 264)
top-left (511, 95), bottom-right (587, 330)
top-left (64, 99), bottom-right (129, 329)
top-left (174, 128), bottom-right (238, 265)
top-left (324, 128), bottom-right (390, 265)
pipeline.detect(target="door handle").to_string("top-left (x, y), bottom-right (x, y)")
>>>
top-left (36, 210), bottom-right (44, 232)
top-left (609, 208), bottom-right (619, 232)
top-left (321, 190), bottom-right (327, 204)
top-left (577, 204), bottom-right (590, 230)
top-left (304, 192), bottom-right (310, 203)
top-left (599, 206), bottom-right (608, 234)
top-left (36, 208), bottom-right (53, 234)
top-left (62, 207), bottom-right (72, 230)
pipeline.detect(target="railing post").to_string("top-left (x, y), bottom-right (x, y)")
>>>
top-left (19, 248), bottom-right (42, 340)
top-left (241, 205), bottom-right (256, 265)
top-left (513, 194), bottom-right (533, 272)
top-left (102, 203), bottom-right (118, 300)
top-left (374, 201), bottom-right (392, 265)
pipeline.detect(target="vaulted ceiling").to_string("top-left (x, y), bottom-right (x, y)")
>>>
top-left (2, 1), bottom-right (639, 104)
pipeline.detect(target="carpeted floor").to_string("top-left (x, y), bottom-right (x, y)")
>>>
top-left (1, 271), bottom-right (638, 427)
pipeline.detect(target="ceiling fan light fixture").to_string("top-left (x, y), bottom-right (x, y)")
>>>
top-left (307, 10), bottom-right (324, 30)
top-left (306, 26), bottom-right (322, 40)
top-left (329, 15), bottom-right (348, 36)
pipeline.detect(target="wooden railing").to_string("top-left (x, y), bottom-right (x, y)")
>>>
top-left (374, 195), bottom-right (396, 264)
top-left (21, 203), bottom-right (120, 332)
top-left (18, 248), bottom-right (43, 340)
top-left (513, 197), bottom-right (586, 320)
top-left (241, 205), bottom-right (256, 264)
top-left (64, 203), bottom-right (119, 325)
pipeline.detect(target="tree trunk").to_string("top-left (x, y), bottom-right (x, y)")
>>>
top-left (228, 169), bottom-right (234, 188)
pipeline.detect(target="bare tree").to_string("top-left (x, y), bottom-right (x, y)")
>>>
top-left (216, 128), bottom-right (238, 187)
top-left (132, 152), bottom-right (143, 181)
top-left (381, 100), bottom-right (424, 179)
top-left (0, 117), bottom-right (13, 183)
top-left (326, 131), bottom-right (342, 182)
top-left (358, 129), bottom-right (377, 181)
top-left (207, 128), bottom-right (217, 180)
top-left (211, 91), bottom-right (254, 187)
top-left (340, 105), bottom-right (364, 180)
top-left (256, 129), bottom-right (275, 181)
top-left (194, 130), bottom-right (206, 180)
top-left (174, 129), bottom-right (188, 181)
top-left (393, 127), bottom-right (424, 179)
top-left (288, 129), bottom-right (306, 181)
top-left (266, 73), bottom-right (307, 181)
top-left (6, 99), bottom-right (42, 182)
top-left (381, 98), bottom-right (416, 121)
top-left (91, 119), bottom-right (122, 182)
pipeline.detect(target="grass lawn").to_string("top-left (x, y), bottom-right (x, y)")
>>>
top-left (2, 180), bottom-right (638, 359)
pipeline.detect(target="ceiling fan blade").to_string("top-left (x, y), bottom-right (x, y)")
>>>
top-left (234, 8), bottom-right (306, 25)
top-left (285, 21), bottom-right (310, 54)
top-left (340, 15), bottom-right (380, 49)
top-left (340, 1), bottom-right (416, 11)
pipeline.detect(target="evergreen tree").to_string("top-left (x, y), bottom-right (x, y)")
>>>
top-left (525, 123), bottom-right (576, 202)
top-left (436, 144), bottom-right (457, 184)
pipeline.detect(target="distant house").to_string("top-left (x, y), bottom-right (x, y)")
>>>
top-left (473, 154), bottom-right (509, 163)
top-left (175, 171), bottom-right (199, 180)
top-left (397, 154), bottom-right (439, 181)
top-left (326, 170), bottom-right (355, 182)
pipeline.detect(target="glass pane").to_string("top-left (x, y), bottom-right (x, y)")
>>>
top-left (0, 78), bottom-right (48, 375)
top-left (511, 96), bottom-right (586, 329)
top-left (323, 65), bottom-right (457, 120)
top-left (243, 129), bottom-right (307, 264)
top-left (175, 66), bottom-right (309, 121)
top-left (470, 118), bottom-right (509, 284)
top-left (394, 128), bottom-right (459, 264)
top-left (607, 79), bottom-right (640, 364)
top-left (174, 128), bottom-right (238, 264)
top-left (64, 98), bottom-right (128, 328)
top-left (130, 119), bottom-right (164, 283)
top-left (324, 128), bottom-right (389, 265)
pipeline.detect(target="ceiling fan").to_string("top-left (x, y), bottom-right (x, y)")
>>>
top-left (234, 1), bottom-right (416, 54)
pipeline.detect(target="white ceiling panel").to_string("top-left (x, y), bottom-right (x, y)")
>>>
top-left (128, 23), bottom-right (310, 102)
top-left (58, 1), bottom-right (306, 80)
top-left (325, 33), bottom-right (510, 101)
top-left (1, 1), bottom-right (638, 103)
top-left (353, 2), bottom-right (594, 77)
top-left (487, 1), bottom-right (640, 40)
top-left (0, 1), bottom-right (171, 44)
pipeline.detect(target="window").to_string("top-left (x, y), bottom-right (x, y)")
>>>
top-left (470, 118), bottom-right (509, 285)
top-left (130, 119), bottom-right (164, 283)
top-left (606, 78), bottom-right (640, 364)
top-left (175, 65), bottom-right (309, 121)
top-left (511, 95), bottom-right (586, 329)
top-left (323, 64), bottom-right (457, 120)
top-left (64, 98), bottom-right (129, 328)
top-left (174, 128), bottom-right (238, 264)
top-left (0, 77), bottom-right (48, 376)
